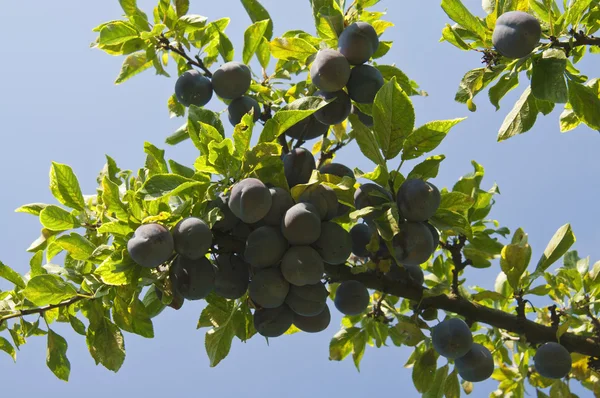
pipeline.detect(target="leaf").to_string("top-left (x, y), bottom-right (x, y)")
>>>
top-left (444, 369), bottom-right (461, 398)
top-left (423, 365), bottom-right (449, 398)
top-left (54, 233), bottom-right (96, 261)
top-left (567, 79), bottom-right (600, 130)
top-left (500, 228), bottom-right (532, 290)
top-left (430, 208), bottom-right (472, 239)
top-left (412, 348), bottom-right (438, 393)
top-left (402, 118), bottom-right (466, 160)
top-left (559, 108), bottom-right (581, 133)
top-left (173, 0), bottom-right (189, 17)
top-left (269, 37), bottom-right (316, 62)
top-left (497, 86), bottom-right (538, 142)
top-left (0, 261), bottom-right (25, 288)
top-left (406, 155), bottom-right (445, 180)
top-left (534, 224), bottom-right (576, 276)
top-left (138, 174), bottom-right (208, 200)
top-left (47, 329), bottom-right (70, 381)
top-left (240, 0), bottom-right (274, 39)
top-left (99, 21), bottom-right (140, 46)
top-left (15, 203), bottom-right (49, 216)
top-left (205, 321), bottom-right (236, 367)
top-left (489, 72), bottom-right (519, 110)
top-left (243, 20), bottom-right (270, 64)
top-left (531, 49), bottom-right (568, 103)
top-left (373, 77), bottom-right (416, 160)
top-left (101, 176), bottom-right (129, 222)
top-left (23, 275), bottom-right (78, 306)
top-left (86, 317), bottom-right (126, 372)
top-left (352, 330), bottom-right (368, 371)
top-left (376, 65), bottom-right (425, 97)
top-left (95, 250), bottom-right (138, 286)
top-left (441, 0), bottom-right (488, 41)
top-left (329, 327), bottom-right (361, 361)
top-left (439, 192), bottom-right (475, 212)
top-left (39, 205), bottom-right (80, 231)
top-left (115, 51), bottom-right (152, 84)
top-left (348, 114), bottom-right (386, 166)
top-left (113, 297), bottom-right (154, 338)
top-left (49, 162), bottom-right (85, 211)
top-left (233, 113), bottom-right (255, 158)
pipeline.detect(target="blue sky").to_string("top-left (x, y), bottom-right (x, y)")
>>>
top-left (0, 0), bottom-right (598, 396)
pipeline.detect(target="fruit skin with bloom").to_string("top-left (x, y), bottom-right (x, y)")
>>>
top-left (174, 69), bottom-right (213, 107)
top-left (431, 318), bottom-right (473, 359)
top-left (338, 22), bottom-right (380, 65)
top-left (492, 11), bottom-right (542, 59)
top-left (455, 343), bottom-right (495, 382)
top-left (534, 342), bottom-right (572, 379)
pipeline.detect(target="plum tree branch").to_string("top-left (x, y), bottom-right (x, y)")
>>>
top-left (549, 30), bottom-right (600, 56)
top-left (157, 34), bottom-right (213, 77)
top-left (316, 142), bottom-right (346, 169)
top-left (0, 296), bottom-right (85, 326)
top-left (324, 263), bottom-right (600, 357)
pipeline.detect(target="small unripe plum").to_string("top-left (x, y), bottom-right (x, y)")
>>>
top-left (281, 246), bottom-right (324, 286)
top-left (492, 11), bottom-right (541, 59)
top-left (350, 223), bottom-right (373, 257)
top-left (249, 268), bottom-right (290, 308)
top-left (262, 187), bottom-right (295, 227)
top-left (174, 69), bottom-right (213, 107)
top-left (397, 179), bottom-right (441, 222)
top-left (254, 305), bottom-right (294, 338)
top-left (283, 148), bottom-right (316, 188)
top-left (392, 222), bottom-right (435, 266)
top-left (534, 342), bottom-right (572, 379)
top-left (284, 114), bottom-right (330, 140)
top-left (293, 304), bottom-right (331, 333)
top-left (228, 96), bottom-right (261, 126)
top-left (282, 202), bottom-right (322, 245)
top-left (210, 193), bottom-right (240, 232)
top-left (313, 90), bottom-right (352, 126)
top-left (214, 254), bottom-right (250, 299)
top-left (334, 280), bottom-right (369, 316)
top-left (170, 256), bottom-right (216, 300)
top-left (338, 22), bottom-right (379, 65)
top-left (285, 283), bottom-right (329, 316)
top-left (172, 217), bottom-right (212, 260)
top-left (310, 49), bottom-right (351, 92)
top-left (354, 183), bottom-right (393, 220)
top-left (244, 226), bottom-right (288, 269)
top-left (351, 105), bottom-right (373, 127)
top-left (128, 223), bottom-right (174, 268)
top-left (319, 163), bottom-right (354, 179)
top-left (346, 65), bottom-right (384, 104)
top-left (229, 178), bottom-right (272, 224)
top-left (298, 184), bottom-right (339, 221)
top-left (312, 222), bottom-right (352, 265)
top-left (455, 343), bottom-right (495, 382)
top-left (211, 61), bottom-right (251, 100)
top-left (431, 318), bottom-right (473, 359)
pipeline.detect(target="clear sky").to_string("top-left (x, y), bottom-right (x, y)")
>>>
top-left (0, 1), bottom-right (598, 396)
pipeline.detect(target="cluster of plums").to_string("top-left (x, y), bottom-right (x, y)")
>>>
top-left (492, 11), bottom-right (542, 59)
top-left (431, 318), bottom-right (572, 382)
top-left (174, 61), bottom-right (261, 127)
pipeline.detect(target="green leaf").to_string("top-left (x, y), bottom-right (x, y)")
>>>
top-left (393, 319), bottom-right (426, 346)
top-left (189, 106), bottom-right (225, 140)
top-left (142, 286), bottom-right (166, 318)
top-left (0, 337), bottom-right (16, 361)
top-left (215, 30), bottom-right (234, 62)
top-left (439, 192), bottom-right (475, 212)
top-left (423, 365), bottom-right (449, 398)
top-left (489, 72), bottom-right (519, 110)
top-left (101, 176), bottom-right (129, 222)
top-left (47, 329), bottom-right (70, 381)
top-left (86, 317), bottom-right (126, 372)
top-left (455, 67), bottom-right (504, 106)
top-left (430, 208), bottom-right (472, 239)
top-left (243, 20), bottom-right (270, 64)
top-left (531, 49), bottom-right (568, 103)
top-left (559, 108), bottom-right (581, 133)
top-left (500, 228), bottom-right (532, 290)
top-left (233, 113), bottom-right (255, 158)
top-left (373, 77), bottom-right (416, 160)
top-left (270, 37), bottom-right (316, 62)
top-left (23, 275), bottom-right (78, 306)
top-left (115, 51), bottom-right (152, 84)
top-left (0, 261), bottom-right (25, 288)
top-left (54, 233), bottom-right (96, 261)
top-left (440, 0), bottom-right (488, 41)
top-left (352, 330), bottom-right (368, 371)
top-left (205, 321), bottom-right (236, 367)
top-left (173, 0), bottom-right (189, 17)
top-left (95, 250), bottom-right (139, 286)
top-left (567, 79), bottom-right (600, 130)
top-left (534, 224), bottom-right (576, 276)
top-left (49, 162), bottom-right (85, 211)
top-left (15, 203), bottom-right (49, 216)
top-left (144, 142), bottom-right (169, 175)
top-left (348, 114), bottom-right (386, 167)
top-left (402, 118), bottom-right (466, 160)
top-left (497, 86), bottom-right (538, 142)
top-left (256, 37), bottom-right (271, 68)
top-left (329, 327), bottom-right (361, 361)
top-left (376, 65), bottom-right (425, 97)
top-left (168, 94), bottom-right (186, 118)
top-left (113, 297), bottom-right (154, 338)
top-left (138, 174), bottom-right (208, 200)
top-left (69, 315), bottom-right (87, 335)
top-left (444, 369), bottom-right (461, 398)
top-left (440, 23), bottom-right (471, 50)
top-left (99, 21), bottom-right (140, 46)
top-left (412, 348), bottom-right (438, 393)
top-left (240, 0), bottom-right (274, 39)
top-left (406, 155), bottom-right (445, 180)
top-left (39, 205), bottom-right (80, 231)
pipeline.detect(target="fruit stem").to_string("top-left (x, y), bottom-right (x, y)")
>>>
top-left (157, 34), bottom-right (213, 78)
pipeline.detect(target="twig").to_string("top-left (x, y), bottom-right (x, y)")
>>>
top-left (549, 30), bottom-right (600, 56)
top-left (156, 34), bottom-right (213, 77)
top-left (442, 235), bottom-right (469, 296)
top-left (316, 142), bottom-right (346, 169)
top-left (0, 296), bottom-right (85, 326)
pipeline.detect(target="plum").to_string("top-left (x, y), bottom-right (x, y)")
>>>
top-left (170, 256), bottom-right (216, 300)
top-left (338, 22), bottom-right (379, 65)
top-left (298, 184), bottom-right (339, 221)
top-left (350, 223), bottom-right (373, 257)
top-left (127, 223), bottom-right (174, 268)
top-left (281, 246), bottom-right (324, 286)
top-left (282, 202), bottom-right (322, 245)
top-left (334, 280), bottom-right (370, 316)
top-left (174, 69), bottom-right (213, 107)
top-left (319, 163), bottom-right (354, 179)
top-left (283, 114), bottom-right (330, 140)
top-left (227, 96), bottom-right (261, 126)
top-left (285, 283), bottom-right (329, 317)
top-left (310, 49), bottom-right (351, 92)
top-left (244, 226), bottom-right (288, 269)
top-left (214, 253), bottom-right (250, 299)
top-left (228, 178), bottom-right (272, 224)
top-left (211, 61), bottom-right (251, 100)
top-left (492, 11), bottom-right (541, 59)
top-left (431, 318), bottom-right (473, 359)
top-left (351, 104), bottom-right (374, 127)
top-left (313, 90), bottom-right (352, 125)
top-left (283, 148), bottom-right (316, 188)
top-left (396, 179), bottom-right (441, 222)
top-left (254, 305), bottom-right (294, 338)
top-left (392, 222), bottom-right (435, 266)
top-left (312, 222), bottom-right (352, 265)
top-left (346, 64), bottom-right (384, 104)
top-left (172, 217), bottom-right (212, 260)
top-left (455, 343), bottom-right (495, 382)
top-left (534, 342), bottom-right (572, 379)
top-left (210, 193), bottom-right (240, 232)
top-left (293, 304), bottom-right (331, 333)
top-left (386, 263), bottom-right (425, 286)
top-left (262, 187), bottom-right (295, 227)
top-left (425, 222), bottom-right (440, 252)
top-left (249, 268), bottom-right (290, 308)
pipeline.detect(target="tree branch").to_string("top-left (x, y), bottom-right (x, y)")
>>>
top-left (324, 263), bottom-right (600, 357)
top-left (316, 142), bottom-right (346, 169)
top-left (0, 296), bottom-right (85, 326)
top-left (549, 30), bottom-right (600, 56)
top-left (157, 34), bottom-right (213, 77)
